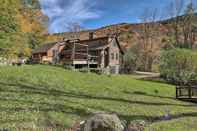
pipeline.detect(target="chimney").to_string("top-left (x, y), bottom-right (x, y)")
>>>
top-left (89, 32), bottom-right (94, 40)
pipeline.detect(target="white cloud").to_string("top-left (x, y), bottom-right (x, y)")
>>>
top-left (39, 0), bottom-right (101, 33)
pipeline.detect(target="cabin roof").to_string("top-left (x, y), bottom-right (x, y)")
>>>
top-left (66, 36), bottom-right (124, 54)
top-left (63, 37), bottom-right (109, 51)
top-left (33, 36), bottom-right (124, 54)
top-left (33, 42), bottom-right (58, 54)
top-left (114, 37), bottom-right (124, 55)
top-left (82, 37), bottom-right (109, 49)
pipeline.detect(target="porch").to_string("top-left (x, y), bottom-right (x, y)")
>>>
top-left (60, 40), bottom-right (100, 69)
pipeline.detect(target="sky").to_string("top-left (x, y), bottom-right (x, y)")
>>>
top-left (39, 0), bottom-right (197, 33)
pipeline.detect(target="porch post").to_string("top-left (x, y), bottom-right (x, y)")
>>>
top-left (101, 49), bottom-right (105, 69)
top-left (72, 42), bottom-right (76, 70)
top-left (39, 54), bottom-right (41, 63)
top-left (87, 46), bottom-right (90, 72)
top-left (176, 86), bottom-right (178, 98)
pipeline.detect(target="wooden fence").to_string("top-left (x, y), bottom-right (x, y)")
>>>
top-left (176, 85), bottom-right (197, 99)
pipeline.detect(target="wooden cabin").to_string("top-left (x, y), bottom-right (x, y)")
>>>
top-left (32, 34), bottom-right (124, 74)
top-left (32, 42), bottom-right (65, 64)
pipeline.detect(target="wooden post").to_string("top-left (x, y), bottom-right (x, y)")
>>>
top-left (73, 43), bottom-right (76, 60)
top-left (72, 43), bottom-right (76, 70)
top-left (87, 46), bottom-right (90, 72)
top-left (189, 86), bottom-right (192, 98)
top-left (101, 49), bottom-right (105, 73)
top-left (39, 54), bottom-right (41, 63)
top-left (179, 87), bottom-right (182, 97)
top-left (176, 86), bottom-right (178, 98)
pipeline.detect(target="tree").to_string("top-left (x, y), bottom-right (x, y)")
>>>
top-left (0, 0), bottom-right (21, 58)
top-left (0, 0), bottom-right (20, 33)
top-left (123, 44), bottom-right (140, 73)
top-left (138, 8), bottom-right (161, 72)
top-left (160, 48), bottom-right (197, 84)
top-left (66, 22), bottom-right (84, 39)
top-left (181, 1), bottom-right (197, 48)
top-left (18, 0), bottom-right (47, 48)
top-left (165, 0), bottom-right (197, 49)
top-left (0, 0), bottom-right (47, 59)
top-left (168, 0), bottom-right (184, 46)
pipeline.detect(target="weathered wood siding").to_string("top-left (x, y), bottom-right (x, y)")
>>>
top-left (108, 38), bottom-right (122, 74)
top-left (47, 44), bottom-right (65, 58)
top-left (33, 43), bottom-right (65, 63)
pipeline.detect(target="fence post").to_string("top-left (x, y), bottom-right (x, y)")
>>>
top-left (189, 86), bottom-right (192, 98)
top-left (176, 86), bottom-right (178, 98)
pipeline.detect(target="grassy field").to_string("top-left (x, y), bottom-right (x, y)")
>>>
top-left (0, 65), bottom-right (196, 130)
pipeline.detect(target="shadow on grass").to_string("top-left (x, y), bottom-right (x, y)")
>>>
top-left (0, 80), bottom-right (196, 126)
top-left (0, 96), bottom-right (90, 117)
top-left (137, 77), bottom-right (172, 85)
top-left (0, 82), bottom-right (195, 107)
top-left (124, 90), bottom-right (175, 100)
top-left (0, 96), bottom-right (196, 125)
top-left (119, 112), bottom-right (197, 123)
top-left (0, 97), bottom-right (91, 128)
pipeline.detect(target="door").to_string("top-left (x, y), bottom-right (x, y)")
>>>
top-left (104, 48), bottom-right (109, 67)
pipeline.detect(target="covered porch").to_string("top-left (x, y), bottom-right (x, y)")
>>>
top-left (60, 40), bottom-right (101, 69)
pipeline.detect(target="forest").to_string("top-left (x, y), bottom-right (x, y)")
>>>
top-left (0, 0), bottom-right (46, 58)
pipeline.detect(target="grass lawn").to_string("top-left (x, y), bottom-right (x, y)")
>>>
top-left (0, 65), bottom-right (196, 130)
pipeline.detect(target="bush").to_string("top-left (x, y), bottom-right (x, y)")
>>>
top-left (160, 48), bottom-right (197, 84)
top-left (123, 45), bottom-right (140, 73)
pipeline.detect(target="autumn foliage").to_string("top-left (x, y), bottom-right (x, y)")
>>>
top-left (0, 0), bottom-right (47, 58)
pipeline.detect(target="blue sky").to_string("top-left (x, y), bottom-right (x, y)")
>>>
top-left (39, 0), bottom-right (197, 33)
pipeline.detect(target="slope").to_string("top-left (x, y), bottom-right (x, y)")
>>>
top-left (0, 65), bottom-right (196, 130)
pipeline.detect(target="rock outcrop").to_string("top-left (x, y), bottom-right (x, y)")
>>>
top-left (81, 113), bottom-right (124, 131)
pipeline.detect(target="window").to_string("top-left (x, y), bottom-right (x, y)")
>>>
top-left (111, 53), bottom-right (114, 60)
top-left (113, 41), bottom-right (117, 47)
top-left (52, 49), bottom-right (58, 57)
top-left (116, 53), bottom-right (119, 60)
top-left (52, 50), bottom-right (56, 57)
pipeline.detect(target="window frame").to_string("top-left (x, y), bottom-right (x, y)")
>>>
top-left (111, 53), bottom-right (114, 60)
top-left (116, 53), bottom-right (119, 60)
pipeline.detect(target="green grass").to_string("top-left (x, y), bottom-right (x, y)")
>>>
top-left (0, 65), bottom-right (196, 130)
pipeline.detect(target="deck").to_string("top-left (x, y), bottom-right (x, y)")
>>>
top-left (63, 59), bottom-right (98, 65)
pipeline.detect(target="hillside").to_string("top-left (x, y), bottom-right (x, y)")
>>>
top-left (45, 12), bottom-right (197, 51)
top-left (0, 65), bottom-right (196, 130)
top-left (45, 22), bottom-right (168, 50)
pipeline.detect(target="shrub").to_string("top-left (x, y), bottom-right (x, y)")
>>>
top-left (160, 48), bottom-right (197, 84)
top-left (123, 45), bottom-right (140, 73)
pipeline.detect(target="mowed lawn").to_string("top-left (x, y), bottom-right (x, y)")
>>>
top-left (0, 65), bottom-right (196, 130)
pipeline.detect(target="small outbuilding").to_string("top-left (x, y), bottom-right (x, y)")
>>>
top-left (32, 42), bottom-right (65, 64)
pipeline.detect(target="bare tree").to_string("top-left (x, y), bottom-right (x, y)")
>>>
top-left (182, 1), bottom-right (196, 48)
top-left (166, 0), bottom-right (197, 48)
top-left (66, 22), bottom-right (84, 39)
top-left (168, 0), bottom-right (184, 46)
top-left (138, 8), bottom-right (161, 72)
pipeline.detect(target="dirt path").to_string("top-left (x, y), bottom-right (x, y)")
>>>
top-left (133, 71), bottom-right (160, 79)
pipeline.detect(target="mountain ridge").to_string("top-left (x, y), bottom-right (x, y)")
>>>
top-left (44, 13), bottom-right (197, 50)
